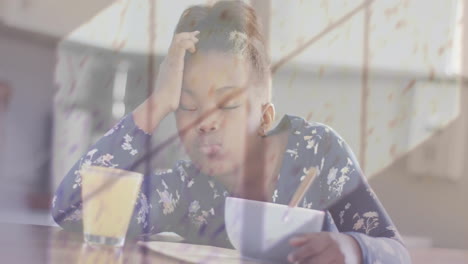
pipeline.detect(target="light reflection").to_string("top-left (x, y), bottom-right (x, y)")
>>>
top-left (112, 61), bottom-right (129, 120)
top-left (77, 244), bottom-right (123, 264)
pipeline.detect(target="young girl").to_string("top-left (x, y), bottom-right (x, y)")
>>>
top-left (53, 1), bottom-right (410, 263)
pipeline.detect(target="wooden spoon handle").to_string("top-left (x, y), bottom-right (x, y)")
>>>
top-left (288, 167), bottom-right (317, 207)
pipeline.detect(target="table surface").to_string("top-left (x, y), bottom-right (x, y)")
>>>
top-left (1, 222), bottom-right (467, 264)
top-left (0, 222), bottom-right (265, 264)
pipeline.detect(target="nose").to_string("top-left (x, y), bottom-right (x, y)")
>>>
top-left (197, 115), bottom-right (219, 133)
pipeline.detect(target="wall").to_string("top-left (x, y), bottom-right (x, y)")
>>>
top-left (369, 89), bottom-right (468, 249)
top-left (369, 0), bottom-right (468, 250)
top-left (1, 0), bottom-right (113, 38)
top-left (0, 27), bottom-right (56, 210)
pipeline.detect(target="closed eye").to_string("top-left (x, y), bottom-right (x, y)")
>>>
top-left (220, 104), bottom-right (241, 110)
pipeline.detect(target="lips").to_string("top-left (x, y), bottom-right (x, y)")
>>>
top-left (196, 136), bottom-right (223, 155)
top-left (199, 143), bottom-right (222, 155)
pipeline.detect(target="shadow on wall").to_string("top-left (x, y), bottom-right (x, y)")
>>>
top-left (369, 85), bottom-right (468, 250)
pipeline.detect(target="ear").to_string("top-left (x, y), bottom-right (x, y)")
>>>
top-left (260, 103), bottom-right (275, 131)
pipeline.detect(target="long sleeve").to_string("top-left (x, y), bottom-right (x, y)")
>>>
top-left (51, 114), bottom-right (189, 238)
top-left (317, 126), bottom-right (411, 263)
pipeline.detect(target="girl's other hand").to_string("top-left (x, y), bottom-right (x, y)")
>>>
top-left (154, 31), bottom-right (200, 113)
top-left (287, 232), bottom-right (362, 264)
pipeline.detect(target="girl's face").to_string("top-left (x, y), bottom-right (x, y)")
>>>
top-left (175, 52), bottom-right (264, 178)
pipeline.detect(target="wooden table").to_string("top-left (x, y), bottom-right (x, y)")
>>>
top-left (0, 222), bottom-right (266, 263)
top-left (1, 222), bottom-right (467, 263)
top-left (409, 247), bottom-right (468, 264)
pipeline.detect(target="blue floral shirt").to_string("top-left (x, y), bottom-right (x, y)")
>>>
top-left (52, 114), bottom-right (411, 263)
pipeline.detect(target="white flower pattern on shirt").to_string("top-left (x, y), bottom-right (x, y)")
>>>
top-left (286, 148), bottom-right (299, 159)
top-left (121, 134), bottom-right (138, 156)
top-left (187, 178), bottom-right (195, 188)
top-left (327, 157), bottom-right (354, 199)
top-left (72, 149), bottom-right (97, 189)
top-left (339, 202), bottom-right (351, 226)
top-left (156, 180), bottom-right (180, 215)
top-left (104, 119), bottom-right (124, 137)
top-left (136, 192), bottom-right (151, 227)
top-left (52, 195), bottom-right (57, 208)
top-left (301, 196), bottom-right (313, 209)
top-left (52, 114), bottom-right (411, 263)
top-left (353, 211), bottom-right (380, 235)
top-left (188, 200), bottom-right (215, 227)
top-left (94, 154), bottom-right (118, 168)
top-left (272, 189), bottom-right (278, 202)
top-left (61, 204), bottom-right (82, 222)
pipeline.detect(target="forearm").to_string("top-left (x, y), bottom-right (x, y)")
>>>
top-left (133, 90), bottom-right (175, 134)
top-left (346, 232), bottom-right (411, 264)
top-left (343, 234), bottom-right (363, 264)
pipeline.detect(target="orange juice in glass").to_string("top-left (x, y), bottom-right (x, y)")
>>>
top-left (81, 166), bottom-right (143, 247)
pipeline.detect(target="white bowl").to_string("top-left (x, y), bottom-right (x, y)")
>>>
top-left (225, 197), bottom-right (325, 263)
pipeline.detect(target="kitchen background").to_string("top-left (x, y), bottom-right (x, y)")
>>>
top-left (0, 0), bottom-right (467, 249)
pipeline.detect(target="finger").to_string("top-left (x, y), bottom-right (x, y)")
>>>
top-left (290, 232), bottom-right (328, 247)
top-left (173, 38), bottom-right (196, 50)
top-left (191, 35), bottom-right (199, 43)
top-left (289, 236), bottom-right (309, 247)
top-left (173, 31), bottom-right (200, 42)
top-left (191, 30), bottom-right (200, 38)
top-left (180, 38), bottom-right (197, 47)
top-left (288, 238), bottom-right (331, 263)
top-left (180, 40), bottom-right (196, 53)
top-left (173, 39), bottom-right (196, 54)
top-left (298, 256), bottom-right (333, 264)
top-left (288, 244), bottom-right (328, 263)
top-left (164, 42), bottom-right (195, 69)
top-left (308, 246), bottom-right (343, 264)
top-left (189, 44), bottom-right (196, 53)
top-left (173, 32), bottom-right (196, 41)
